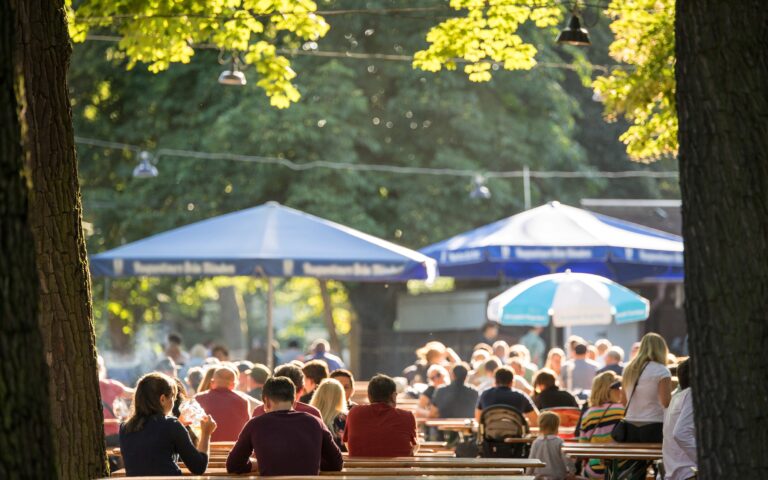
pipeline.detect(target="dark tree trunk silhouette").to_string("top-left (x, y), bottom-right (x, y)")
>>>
top-left (676, 1), bottom-right (768, 477)
top-left (13, 0), bottom-right (107, 477)
top-left (0, 2), bottom-right (56, 477)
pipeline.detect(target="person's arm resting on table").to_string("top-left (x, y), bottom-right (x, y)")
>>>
top-left (320, 427), bottom-right (344, 471)
top-left (226, 422), bottom-right (257, 474)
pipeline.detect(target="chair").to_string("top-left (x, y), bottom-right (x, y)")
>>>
top-left (541, 406), bottom-right (581, 439)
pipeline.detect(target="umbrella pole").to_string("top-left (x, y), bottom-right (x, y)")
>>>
top-left (266, 277), bottom-right (274, 370)
top-left (549, 320), bottom-right (557, 350)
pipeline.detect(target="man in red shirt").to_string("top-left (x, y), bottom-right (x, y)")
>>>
top-left (227, 377), bottom-right (343, 476)
top-left (252, 364), bottom-right (321, 419)
top-left (195, 366), bottom-right (250, 441)
top-left (343, 374), bottom-right (417, 457)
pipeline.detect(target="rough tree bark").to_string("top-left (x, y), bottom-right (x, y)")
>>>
top-left (676, 1), bottom-right (768, 477)
top-left (13, 0), bottom-right (107, 477)
top-left (319, 280), bottom-right (342, 354)
top-left (0, 1), bottom-right (57, 476)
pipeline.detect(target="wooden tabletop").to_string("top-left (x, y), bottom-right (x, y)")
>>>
top-left (341, 457), bottom-right (544, 468)
top-left (565, 451), bottom-right (662, 461)
top-left (562, 442), bottom-right (662, 450)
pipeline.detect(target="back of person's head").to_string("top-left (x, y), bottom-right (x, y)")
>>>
top-left (274, 364), bottom-right (304, 393)
top-left (311, 338), bottom-right (330, 354)
top-left (262, 377), bottom-right (296, 403)
top-left (212, 365), bottom-right (238, 389)
top-left (567, 335), bottom-right (586, 352)
top-left (471, 349), bottom-right (491, 365)
top-left (492, 340), bottom-right (509, 353)
top-left (606, 346), bottom-right (624, 364)
top-left (167, 333), bottom-right (183, 346)
top-left (532, 368), bottom-right (557, 391)
top-left (676, 358), bottom-right (691, 390)
top-left (303, 360), bottom-right (330, 384)
top-left (185, 366), bottom-right (204, 392)
top-left (190, 344), bottom-right (207, 359)
top-left (595, 339), bottom-right (612, 354)
top-left (473, 342), bottom-right (493, 354)
top-left (310, 378), bottom-right (348, 429)
top-left (484, 358), bottom-right (501, 375)
top-left (494, 366), bottom-right (514, 387)
top-left (623, 333), bottom-right (669, 388)
top-left (451, 363), bottom-right (469, 384)
top-left (574, 343), bottom-right (588, 357)
top-left (589, 371), bottom-right (620, 407)
top-left (538, 410), bottom-right (560, 435)
top-left (509, 344), bottom-right (530, 362)
top-left (287, 339), bottom-right (301, 349)
top-left (125, 372), bottom-right (177, 433)
top-left (235, 361), bottom-right (254, 374)
top-left (249, 363), bottom-right (271, 385)
top-left (368, 374), bottom-right (397, 403)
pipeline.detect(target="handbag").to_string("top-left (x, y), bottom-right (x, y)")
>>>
top-left (611, 363), bottom-right (648, 442)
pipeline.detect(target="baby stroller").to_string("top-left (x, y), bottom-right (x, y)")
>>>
top-left (478, 404), bottom-right (530, 458)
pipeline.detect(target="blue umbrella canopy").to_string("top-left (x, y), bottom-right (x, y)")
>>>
top-left (487, 271), bottom-right (650, 327)
top-left (91, 202), bottom-right (436, 282)
top-left (420, 201), bottom-right (683, 282)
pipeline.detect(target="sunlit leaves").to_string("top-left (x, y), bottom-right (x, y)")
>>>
top-left (593, 0), bottom-right (676, 162)
top-left (71, 0), bottom-right (329, 107)
top-left (413, 0), bottom-right (561, 79)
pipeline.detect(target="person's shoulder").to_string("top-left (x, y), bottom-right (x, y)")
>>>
top-left (647, 361), bottom-right (671, 377)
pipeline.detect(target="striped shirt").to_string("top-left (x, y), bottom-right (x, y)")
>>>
top-left (578, 402), bottom-right (626, 479)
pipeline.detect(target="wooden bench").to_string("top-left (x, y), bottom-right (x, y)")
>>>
top-left (111, 467), bottom-right (538, 477)
top-left (112, 457), bottom-right (546, 477)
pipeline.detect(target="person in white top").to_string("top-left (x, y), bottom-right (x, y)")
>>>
top-left (621, 332), bottom-right (672, 441)
top-left (663, 359), bottom-right (697, 480)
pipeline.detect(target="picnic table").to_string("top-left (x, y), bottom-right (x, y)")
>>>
top-left (563, 443), bottom-right (662, 480)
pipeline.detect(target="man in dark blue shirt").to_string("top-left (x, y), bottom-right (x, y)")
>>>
top-left (475, 366), bottom-right (539, 426)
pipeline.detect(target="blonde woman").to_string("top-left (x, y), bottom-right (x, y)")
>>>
top-left (578, 371), bottom-right (626, 478)
top-left (545, 348), bottom-right (566, 377)
top-left (310, 378), bottom-right (348, 449)
top-left (197, 366), bottom-right (216, 393)
top-left (620, 333), bottom-right (672, 443)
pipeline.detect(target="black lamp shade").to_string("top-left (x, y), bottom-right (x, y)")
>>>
top-left (556, 14), bottom-right (590, 46)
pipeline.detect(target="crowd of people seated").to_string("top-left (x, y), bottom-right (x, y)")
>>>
top-left (100, 329), bottom-right (694, 480)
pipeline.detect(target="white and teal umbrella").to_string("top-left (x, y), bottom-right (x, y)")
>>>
top-left (487, 271), bottom-right (649, 327)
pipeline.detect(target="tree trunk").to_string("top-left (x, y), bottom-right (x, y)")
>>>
top-left (676, 1), bottom-right (768, 477)
top-left (13, 0), bottom-right (107, 477)
top-left (319, 280), bottom-right (342, 354)
top-left (218, 285), bottom-right (247, 356)
top-left (0, 2), bottom-right (57, 476)
top-left (347, 283), bottom-right (402, 378)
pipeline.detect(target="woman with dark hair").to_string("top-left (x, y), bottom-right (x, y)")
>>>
top-left (532, 368), bottom-right (579, 409)
top-left (120, 372), bottom-right (216, 476)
